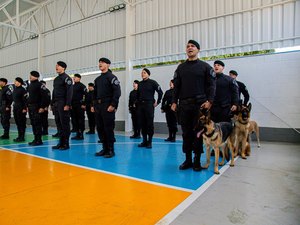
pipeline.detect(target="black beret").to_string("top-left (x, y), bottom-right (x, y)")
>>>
top-left (88, 83), bottom-right (94, 87)
top-left (15, 77), bottom-right (24, 85)
top-left (57, 61), bottom-right (67, 69)
top-left (229, 70), bottom-right (238, 76)
top-left (99, 57), bottom-right (111, 64)
top-left (188, 40), bottom-right (200, 49)
top-left (40, 80), bottom-right (46, 84)
top-left (30, 71), bottom-right (40, 78)
top-left (143, 68), bottom-right (151, 76)
top-left (214, 60), bottom-right (225, 67)
top-left (133, 80), bottom-right (139, 84)
top-left (74, 73), bottom-right (81, 78)
top-left (0, 78), bottom-right (8, 83)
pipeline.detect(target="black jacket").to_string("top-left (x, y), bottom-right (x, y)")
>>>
top-left (52, 72), bottom-right (73, 106)
top-left (137, 78), bottom-right (163, 105)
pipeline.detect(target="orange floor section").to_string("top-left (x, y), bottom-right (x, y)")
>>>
top-left (0, 150), bottom-right (191, 225)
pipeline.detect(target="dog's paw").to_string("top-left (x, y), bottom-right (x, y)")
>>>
top-left (230, 164), bottom-right (234, 167)
top-left (219, 162), bottom-right (225, 166)
top-left (214, 171), bottom-right (220, 175)
top-left (202, 164), bottom-right (209, 169)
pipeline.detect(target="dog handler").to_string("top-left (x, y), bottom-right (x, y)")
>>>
top-left (171, 40), bottom-right (216, 171)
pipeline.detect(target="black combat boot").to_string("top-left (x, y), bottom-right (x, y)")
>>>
top-left (179, 152), bottom-right (193, 170)
top-left (146, 135), bottom-right (152, 149)
top-left (138, 134), bottom-right (148, 147)
top-left (103, 144), bottom-right (115, 158)
top-left (95, 143), bottom-right (108, 156)
top-left (193, 154), bottom-right (202, 172)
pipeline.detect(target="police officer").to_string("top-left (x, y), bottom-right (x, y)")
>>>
top-left (128, 80), bottom-right (140, 138)
top-left (27, 71), bottom-right (48, 146)
top-left (0, 78), bottom-right (13, 139)
top-left (12, 77), bottom-right (27, 142)
top-left (137, 68), bottom-right (163, 149)
top-left (71, 74), bottom-right (87, 140)
top-left (40, 80), bottom-right (51, 135)
top-left (85, 83), bottom-right (95, 134)
top-left (52, 61), bottom-right (73, 150)
top-left (161, 79), bottom-right (177, 142)
top-left (229, 70), bottom-right (250, 106)
top-left (210, 61), bottom-right (239, 123)
top-left (93, 57), bottom-right (121, 158)
top-left (171, 40), bottom-right (216, 171)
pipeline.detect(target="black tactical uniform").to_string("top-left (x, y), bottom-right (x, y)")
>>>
top-left (41, 84), bottom-right (51, 135)
top-left (0, 84), bottom-right (13, 139)
top-left (93, 69), bottom-right (121, 157)
top-left (137, 77), bottom-right (163, 148)
top-left (173, 59), bottom-right (216, 170)
top-left (52, 72), bottom-right (73, 150)
top-left (27, 79), bottom-right (48, 145)
top-left (236, 80), bottom-right (250, 106)
top-left (210, 73), bottom-right (239, 123)
top-left (85, 88), bottom-right (95, 134)
top-left (71, 80), bottom-right (87, 140)
top-left (129, 88), bottom-right (140, 138)
top-left (12, 84), bottom-right (27, 142)
top-left (161, 87), bottom-right (177, 142)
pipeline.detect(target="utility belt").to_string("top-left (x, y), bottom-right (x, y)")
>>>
top-left (139, 100), bottom-right (154, 104)
top-left (94, 98), bottom-right (111, 104)
top-left (180, 97), bottom-right (204, 105)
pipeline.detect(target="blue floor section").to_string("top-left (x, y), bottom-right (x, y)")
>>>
top-left (1, 129), bottom-right (224, 191)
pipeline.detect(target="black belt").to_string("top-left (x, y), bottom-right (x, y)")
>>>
top-left (95, 98), bottom-right (111, 104)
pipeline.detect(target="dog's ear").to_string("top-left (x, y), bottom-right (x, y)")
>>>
top-left (247, 102), bottom-right (252, 112)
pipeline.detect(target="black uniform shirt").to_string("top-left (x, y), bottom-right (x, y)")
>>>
top-left (72, 82), bottom-right (87, 105)
top-left (52, 72), bottom-right (73, 106)
top-left (44, 88), bottom-right (51, 107)
top-left (93, 70), bottom-right (121, 108)
top-left (0, 85), bottom-right (13, 107)
top-left (236, 80), bottom-right (250, 105)
top-left (27, 80), bottom-right (48, 108)
top-left (161, 88), bottom-right (174, 111)
top-left (214, 73), bottom-right (239, 107)
top-left (13, 86), bottom-right (27, 109)
top-left (129, 89), bottom-right (138, 112)
top-left (173, 59), bottom-right (216, 103)
top-left (85, 90), bottom-right (94, 106)
top-left (137, 78), bottom-right (163, 105)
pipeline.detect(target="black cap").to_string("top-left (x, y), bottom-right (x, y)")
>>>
top-left (57, 61), bottom-right (67, 69)
top-left (40, 80), bottom-right (46, 84)
top-left (15, 77), bottom-right (24, 85)
top-left (133, 80), bottom-right (139, 84)
top-left (74, 73), bottom-right (81, 78)
top-left (188, 40), bottom-right (200, 49)
top-left (30, 71), bottom-right (40, 78)
top-left (143, 68), bottom-right (151, 76)
top-left (88, 83), bottom-right (94, 87)
top-left (229, 70), bottom-right (238, 76)
top-left (214, 60), bottom-right (225, 67)
top-left (99, 57), bottom-right (111, 64)
top-left (0, 78), bottom-right (8, 83)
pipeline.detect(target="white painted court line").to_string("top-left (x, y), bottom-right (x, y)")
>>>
top-left (156, 157), bottom-right (240, 225)
top-left (0, 147), bottom-right (194, 193)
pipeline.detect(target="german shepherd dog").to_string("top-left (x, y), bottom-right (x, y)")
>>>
top-left (233, 103), bottom-right (252, 159)
top-left (248, 120), bottom-right (260, 148)
top-left (196, 109), bottom-right (235, 174)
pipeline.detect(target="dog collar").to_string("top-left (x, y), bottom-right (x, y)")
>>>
top-left (238, 120), bottom-right (248, 125)
top-left (205, 129), bottom-right (215, 138)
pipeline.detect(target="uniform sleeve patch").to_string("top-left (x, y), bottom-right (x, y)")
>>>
top-left (66, 78), bottom-right (72, 86)
top-left (210, 68), bottom-right (216, 78)
top-left (112, 77), bottom-right (120, 86)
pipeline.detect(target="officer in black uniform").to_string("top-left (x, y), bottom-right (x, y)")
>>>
top-left (93, 57), bottom-right (121, 158)
top-left (85, 83), bottom-right (95, 134)
top-left (40, 80), bottom-right (51, 135)
top-left (71, 74), bottom-right (87, 140)
top-left (229, 70), bottom-right (250, 106)
top-left (161, 79), bottom-right (177, 142)
top-left (210, 61), bottom-right (239, 123)
top-left (52, 61), bottom-right (73, 150)
top-left (171, 40), bottom-right (216, 171)
top-left (137, 68), bottom-right (163, 149)
top-left (27, 71), bottom-right (48, 146)
top-left (12, 77), bottom-right (27, 142)
top-left (0, 78), bottom-right (13, 139)
top-left (128, 80), bottom-right (140, 138)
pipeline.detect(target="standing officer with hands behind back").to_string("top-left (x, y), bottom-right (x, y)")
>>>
top-left (171, 40), bottom-right (216, 172)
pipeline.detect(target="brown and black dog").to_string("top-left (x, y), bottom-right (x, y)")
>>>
top-left (196, 109), bottom-right (235, 174)
top-left (233, 103), bottom-right (252, 159)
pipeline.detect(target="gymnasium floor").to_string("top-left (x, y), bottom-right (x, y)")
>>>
top-left (1, 128), bottom-right (299, 225)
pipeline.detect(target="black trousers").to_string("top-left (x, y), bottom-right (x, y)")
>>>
top-left (179, 102), bottom-right (203, 155)
top-left (130, 109), bottom-right (140, 135)
top-left (52, 104), bottom-right (62, 135)
top-left (53, 100), bottom-right (71, 142)
top-left (41, 110), bottom-right (49, 133)
top-left (165, 109), bottom-right (178, 133)
top-left (86, 105), bottom-right (95, 132)
top-left (71, 103), bottom-right (85, 133)
top-left (28, 105), bottom-right (42, 140)
top-left (94, 102), bottom-right (116, 150)
top-left (13, 105), bottom-right (26, 136)
top-left (138, 102), bottom-right (154, 139)
top-left (1, 106), bottom-right (11, 134)
top-left (210, 105), bottom-right (231, 123)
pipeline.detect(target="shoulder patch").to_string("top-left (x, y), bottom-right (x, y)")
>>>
top-left (65, 77), bottom-right (72, 86)
top-left (210, 68), bottom-right (216, 78)
top-left (233, 79), bottom-right (238, 87)
top-left (157, 85), bottom-right (161, 91)
top-left (111, 77), bottom-right (120, 86)
top-left (41, 84), bottom-right (47, 90)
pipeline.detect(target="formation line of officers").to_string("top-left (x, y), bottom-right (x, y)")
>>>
top-left (0, 39), bottom-right (249, 168)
